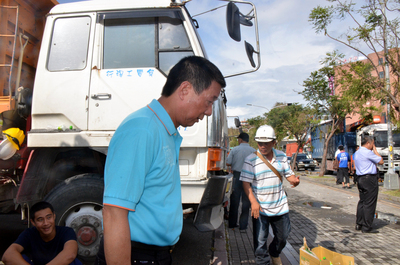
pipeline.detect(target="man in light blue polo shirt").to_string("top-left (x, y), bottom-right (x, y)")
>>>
top-left (96, 56), bottom-right (226, 265)
top-left (354, 135), bottom-right (383, 234)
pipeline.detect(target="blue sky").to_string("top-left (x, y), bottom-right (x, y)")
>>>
top-left (56, 0), bottom-right (362, 121)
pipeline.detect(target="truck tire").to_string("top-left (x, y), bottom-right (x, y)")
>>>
top-left (44, 173), bottom-right (104, 263)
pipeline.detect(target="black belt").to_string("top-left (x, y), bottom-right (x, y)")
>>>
top-left (131, 241), bottom-right (174, 253)
top-left (357, 174), bottom-right (377, 177)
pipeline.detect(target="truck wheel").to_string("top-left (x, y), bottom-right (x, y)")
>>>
top-left (294, 164), bottom-right (299, 171)
top-left (44, 174), bottom-right (104, 263)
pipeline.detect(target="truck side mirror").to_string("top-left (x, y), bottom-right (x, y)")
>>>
top-left (245, 41), bottom-right (256, 68)
top-left (226, 2), bottom-right (241, 42)
top-left (234, 117), bottom-right (241, 128)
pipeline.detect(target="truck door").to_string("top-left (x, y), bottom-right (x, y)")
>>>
top-left (88, 10), bottom-right (194, 131)
top-left (31, 13), bottom-right (96, 132)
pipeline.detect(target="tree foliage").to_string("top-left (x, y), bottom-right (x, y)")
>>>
top-left (309, 0), bottom-right (400, 126)
top-left (300, 51), bottom-right (352, 176)
top-left (266, 103), bottom-right (314, 168)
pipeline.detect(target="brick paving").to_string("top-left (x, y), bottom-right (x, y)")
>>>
top-left (219, 174), bottom-right (400, 265)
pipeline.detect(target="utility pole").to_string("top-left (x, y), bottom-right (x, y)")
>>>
top-left (382, 0), bottom-right (400, 189)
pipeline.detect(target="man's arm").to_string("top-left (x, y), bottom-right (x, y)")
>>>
top-left (372, 145), bottom-right (384, 165)
top-left (1, 243), bottom-right (31, 265)
top-left (243, 182), bottom-right (261, 219)
top-left (286, 175), bottom-right (300, 188)
top-left (103, 204), bottom-right (131, 265)
top-left (47, 240), bottom-right (78, 265)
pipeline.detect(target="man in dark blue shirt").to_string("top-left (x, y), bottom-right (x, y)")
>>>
top-left (2, 201), bottom-right (81, 265)
top-left (354, 136), bottom-right (383, 233)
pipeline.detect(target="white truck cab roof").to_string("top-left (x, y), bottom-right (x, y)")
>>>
top-left (49, 0), bottom-right (183, 14)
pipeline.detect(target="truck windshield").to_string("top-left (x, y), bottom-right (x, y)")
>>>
top-left (102, 10), bottom-right (194, 75)
top-left (374, 131), bottom-right (400, 147)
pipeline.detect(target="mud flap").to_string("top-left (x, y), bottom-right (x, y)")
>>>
top-left (193, 174), bottom-right (232, 232)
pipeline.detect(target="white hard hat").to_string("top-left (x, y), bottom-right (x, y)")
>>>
top-left (255, 125), bottom-right (276, 142)
top-left (0, 138), bottom-right (17, 160)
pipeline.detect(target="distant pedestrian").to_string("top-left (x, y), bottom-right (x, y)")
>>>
top-left (241, 125), bottom-right (300, 265)
top-left (354, 136), bottom-right (383, 233)
top-left (337, 146), bottom-right (351, 189)
top-left (351, 145), bottom-right (360, 184)
top-left (227, 132), bottom-right (256, 231)
top-left (334, 145), bottom-right (343, 184)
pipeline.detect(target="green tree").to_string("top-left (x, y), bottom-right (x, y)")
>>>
top-left (301, 52), bottom-right (352, 176)
top-left (266, 103), bottom-right (314, 169)
top-left (309, 0), bottom-right (400, 126)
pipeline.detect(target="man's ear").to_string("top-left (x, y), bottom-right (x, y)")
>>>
top-left (177, 81), bottom-right (193, 100)
top-left (30, 219), bottom-right (36, 227)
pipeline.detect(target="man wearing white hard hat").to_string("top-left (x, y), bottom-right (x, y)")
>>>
top-left (241, 125), bottom-right (300, 265)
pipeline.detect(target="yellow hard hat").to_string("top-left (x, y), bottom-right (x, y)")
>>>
top-left (2, 128), bottom-right (25, 150)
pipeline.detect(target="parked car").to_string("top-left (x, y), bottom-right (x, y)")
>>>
top-left (292, 153), bottom-right (316, 171)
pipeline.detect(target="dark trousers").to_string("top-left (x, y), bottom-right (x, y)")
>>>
top-left (95, 237), bottom-right (172, 265)
top-left (229, 171), bottom-right (250, 229)
top-left (337, 167), bottom-right (349, 184)
top-left (252, 213), bottom-right (291, 265)
top-left (356, 174), bottom-right (379, 231)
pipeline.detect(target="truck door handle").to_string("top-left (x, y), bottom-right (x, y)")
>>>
top-left (91, 93), bottom-right (112, 100)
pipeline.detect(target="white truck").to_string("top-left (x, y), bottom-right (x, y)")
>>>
top-left (356, 123), bottom-right (400, 175)
top-left (1, 0), bottom-right (260, 262)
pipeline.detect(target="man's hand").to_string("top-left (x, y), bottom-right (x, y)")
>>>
top-left (242, 181), bottom-right (262, 219)
top-left (287, 175), bottom-right (300, 188)
top-left (250, 201), bottom-right (262, 219)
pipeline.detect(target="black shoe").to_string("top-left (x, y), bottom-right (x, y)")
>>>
top-left (362, 229), bottom-right (379, 233)
top-left (342, 186), bottom-right (346, 188)
top-left (347, 186), bottom-right (352, 189)
top-left (355, 224), bottom-right (362, 231)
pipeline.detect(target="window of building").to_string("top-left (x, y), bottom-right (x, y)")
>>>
top-left (379, 71), bottom-right (384, 79)
top-left (102, 10), bottom-right (194, 75)
top-left (379, 57), bottom-right (384, 65)
top-left (47, 16), bottom-right (91, 71)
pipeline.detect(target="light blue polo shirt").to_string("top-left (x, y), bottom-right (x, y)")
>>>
top-left (103, 99), bottom-right (183, 246)
top-left (354, 146), bottom-right (382, 175)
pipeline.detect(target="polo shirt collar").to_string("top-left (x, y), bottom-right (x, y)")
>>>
top-left (147, 99), bottom-right (178, 136)
top-left (257, 148), bottom-right (276, 163)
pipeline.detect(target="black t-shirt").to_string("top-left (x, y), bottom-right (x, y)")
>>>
top-left (15, 226), bottom-right (77, 265)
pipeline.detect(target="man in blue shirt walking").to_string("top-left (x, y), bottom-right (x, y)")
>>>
top-left (337, 145), bottom-right (351, 189)
top-left (354, 135), bottom-right (383, 233)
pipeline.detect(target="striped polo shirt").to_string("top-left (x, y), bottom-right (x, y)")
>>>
top-left (240, 148), bottom-right (294, 216)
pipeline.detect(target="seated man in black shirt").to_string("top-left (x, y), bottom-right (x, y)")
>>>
top-left (2, 201), bottom-right (81, 265)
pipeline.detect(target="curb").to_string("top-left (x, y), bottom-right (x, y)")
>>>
top-left (211, 222), bottom-right (229, 265)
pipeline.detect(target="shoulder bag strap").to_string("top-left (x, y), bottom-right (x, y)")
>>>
top-left (255, 151), bottom-right (283, 183)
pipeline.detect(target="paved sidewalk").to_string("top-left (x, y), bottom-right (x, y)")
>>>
top-left (214, 173), bottom-right (400, 265)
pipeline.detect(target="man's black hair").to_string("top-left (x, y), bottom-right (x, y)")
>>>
top-left (30, 201), bottom-right (54, 220)
top-left (161, 56), bottom-right (226, 97)
top-left (361, 135), bottom-right (374, 146)
top-left (338, 145), bottom-right (344, 151)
